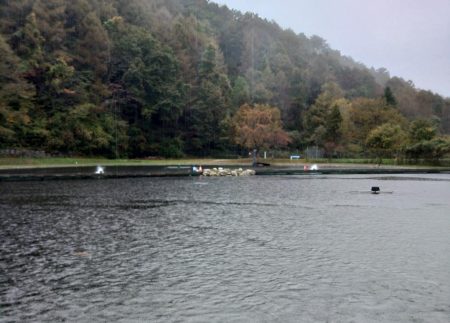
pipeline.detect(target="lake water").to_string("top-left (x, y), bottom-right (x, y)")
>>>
top-left (1, 174), bottom-right (450, 322)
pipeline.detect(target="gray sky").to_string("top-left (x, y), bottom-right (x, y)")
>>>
top-left (213, 0), bottom-right (450, 98)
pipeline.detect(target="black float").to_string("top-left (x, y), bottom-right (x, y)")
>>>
top-left (371, 186), bottom-right (380, 194)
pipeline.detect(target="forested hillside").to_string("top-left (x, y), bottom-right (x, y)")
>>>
top-left (1, 0), bottom-right (449, 159)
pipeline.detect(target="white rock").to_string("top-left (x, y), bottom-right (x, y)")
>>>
top-left (201, 167), bottom-right (255, 176)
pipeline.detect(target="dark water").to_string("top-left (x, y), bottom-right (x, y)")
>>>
top-left (1, 174), bottom-right (450, 322)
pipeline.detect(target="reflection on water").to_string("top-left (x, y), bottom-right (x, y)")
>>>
top-left (1, 174), bottom-right (450, 322)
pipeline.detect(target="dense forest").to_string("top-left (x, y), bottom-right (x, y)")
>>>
top-left (1, 0), bottom-right (449, 159)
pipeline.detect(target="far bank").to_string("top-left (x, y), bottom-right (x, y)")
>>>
top-left (0, 158), bottom-right (449, 182)
top-left (1, 156), bottom-right (450, 170)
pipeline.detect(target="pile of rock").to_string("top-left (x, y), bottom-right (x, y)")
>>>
top-left (202, 167), bottom-right (256, 176)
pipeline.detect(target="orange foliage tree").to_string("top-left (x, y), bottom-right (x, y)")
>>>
top-left (232, 103), bottom-right (291, 152)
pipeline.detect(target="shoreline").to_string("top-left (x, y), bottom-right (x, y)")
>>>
top-left (0, 163), bottom-right (449, 182)
top-left (0, 156), bottom-right (445, 169)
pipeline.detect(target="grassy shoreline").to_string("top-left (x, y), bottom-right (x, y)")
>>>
top-left (0, 157), bottom-right (252, 169)
top-left (0, 156), bottom-right (444, 170)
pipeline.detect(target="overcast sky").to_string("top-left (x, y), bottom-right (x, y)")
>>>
top-left (213, 0), bottom-right (450, 98)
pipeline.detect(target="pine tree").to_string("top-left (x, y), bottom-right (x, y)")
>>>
top-left (384, 86), bottom-right (397, 106)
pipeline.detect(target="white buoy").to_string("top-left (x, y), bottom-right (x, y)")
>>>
top-left (310, 164), bottom-right (318, 170)
top-left (95, 166), bottom-right (104, 174)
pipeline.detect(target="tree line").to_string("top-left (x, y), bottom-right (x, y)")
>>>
top-left (1, 0), bottom-right (449, 161)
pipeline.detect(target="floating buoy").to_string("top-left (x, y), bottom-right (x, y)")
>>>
top-left (371, 186), bottom-right (380, 194)
top-left (95, 166), bottom-right (104, 174)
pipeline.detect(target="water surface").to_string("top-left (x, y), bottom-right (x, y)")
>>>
top-left (1, 174), bottom-right (449, 322)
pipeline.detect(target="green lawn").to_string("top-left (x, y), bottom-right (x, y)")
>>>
top-left (0, 157), bottom-right (252, 169)
top-left (0, 156), bottom-right (448, 169)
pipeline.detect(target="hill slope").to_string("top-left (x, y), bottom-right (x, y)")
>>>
top-left (1, 0), bottom-right (449, 158)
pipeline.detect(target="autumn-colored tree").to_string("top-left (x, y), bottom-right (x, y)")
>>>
top-left (31, 0), bottom-right (66, 53)
top-left (48, 103), bottom-right (128, 156)
top-left (11, 11), bottom-right (44, 66)
top-left (405, 137), bottom-right (450, 162)
top-left (365, 123), bottom-right (407, 164)
top-left (409, 118), bottom-right (437, 143)
top-left (403, 118), bottom-right (447, 162)
top-left (59, 0), bottom-right (110, 80)
top-left (0, 34), bottom-right (35, 147)
top-left (302, 82), bottom-right (344, 155)
top-left (232, 103), bottom-right (291, 156)
top-left (323, 104), bottom-right (343, 157)
top-left (346, 98), bottom-right (407, 147)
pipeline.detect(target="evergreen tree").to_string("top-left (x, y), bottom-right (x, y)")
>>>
top-left (384, 86), bottom-right (397, 106)
top-left (184, 44), bottom-right (231, 154)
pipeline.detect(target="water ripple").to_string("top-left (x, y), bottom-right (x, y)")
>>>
top-left (1, 175), bottom-right (450, 322)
